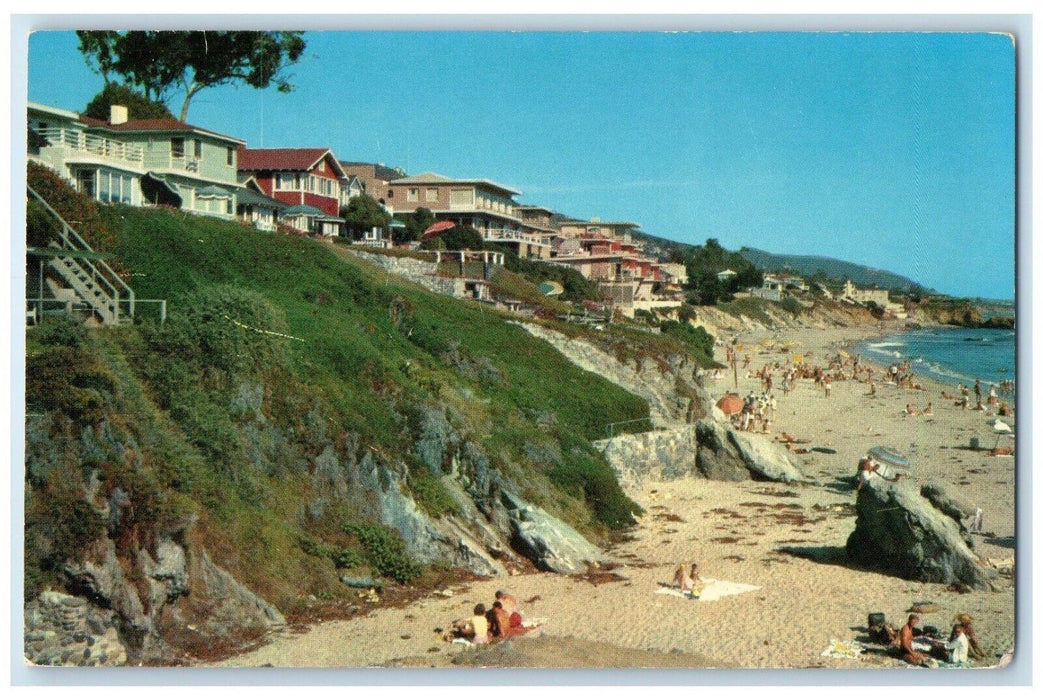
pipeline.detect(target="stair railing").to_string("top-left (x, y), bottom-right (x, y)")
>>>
top-left (28, 186), bottom-right (136, 320)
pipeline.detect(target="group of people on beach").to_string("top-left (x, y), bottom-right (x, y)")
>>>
top-left (940, 378), bottom-right (1014, 417)
top-left (446, 590), bottom-right (532, 645)
top-left (871, 612), bottom-right (989, 667)
top-left (731, 392), bottom-right (777, 433)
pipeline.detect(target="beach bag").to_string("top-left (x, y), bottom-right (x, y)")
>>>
top-left (868, 612), bottom-right (886, 628)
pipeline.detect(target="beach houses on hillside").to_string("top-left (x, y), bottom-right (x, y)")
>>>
top-left (385, 172), bottom-right (552, 259)
top-left (548, 218), bottom-right (685, 317)
top-left (29, 102), bottom-right (244, 219)
top-left (237, 147), bottom-right (348, 236)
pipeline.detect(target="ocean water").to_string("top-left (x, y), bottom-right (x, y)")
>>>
top-left (856, 327), bottom-right (1016, 389)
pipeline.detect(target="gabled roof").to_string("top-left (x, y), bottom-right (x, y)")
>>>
top-left (78, 114), bottom-right (245, 145)
top-left (389, 172), bottom-right (521, 197)
top-left (238, 148), bottom-right (348, 179)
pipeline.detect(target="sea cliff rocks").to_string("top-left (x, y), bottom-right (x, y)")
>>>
top-left (694, 419), bottom-right (806, 483)
top-left (845, 477), bottom-right (996, 589)
top-left (500, 491), bottom-right (607, 574)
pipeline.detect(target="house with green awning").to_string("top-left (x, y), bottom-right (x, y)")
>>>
top-left (28, 101), bottom-right (245, 221)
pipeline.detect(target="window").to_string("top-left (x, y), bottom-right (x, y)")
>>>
top-left (226, 198), bottom-right (233, 215)
top-left (226, 147), bottom-right (234, 166)
top-left (425, 187), bottom-right (438, 202)
top-left (407, 188), bottom-right (419, 202)
top-left (171, 137), bottom-right (185, 158)
top-left (194, 139), bottom-right (202, 158)
top-left (387, 189), bottom-right (394, 199)
top-left (276, 173), bottom-right (297, 190)
top-left (121, 174), bottom-right (133, 204)
top-left (98, 171), bottom-right (110, 202)
top-left (308, 176), bottom-right (316, 193)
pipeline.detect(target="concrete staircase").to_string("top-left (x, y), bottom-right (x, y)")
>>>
top-left (27, 186), bottom-right (135, 325)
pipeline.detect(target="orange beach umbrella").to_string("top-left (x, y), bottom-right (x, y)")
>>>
top-left (716, 393), bottom-right (744, 415)
top-left (421, 220), bottom-right (456, 241)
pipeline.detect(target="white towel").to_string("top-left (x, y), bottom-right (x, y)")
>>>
top-left (655, 578), bottom-right (761, 602)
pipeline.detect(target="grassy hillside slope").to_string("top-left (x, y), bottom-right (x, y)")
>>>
top-left (25, 185), bottom-right (654, 624)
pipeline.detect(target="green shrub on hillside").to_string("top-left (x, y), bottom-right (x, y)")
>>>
top-left (26, 346), bottom-right (118, 424)
top-left (549, 447), bottom-right (642, 530)
top-left (345, 521), bottom-right (422, 583)
top-left (659, 320), bottom-right (715, 367)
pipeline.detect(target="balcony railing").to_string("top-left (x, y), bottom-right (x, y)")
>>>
top-left (36, 127), bottom-right (144, 166)
top-left (483, 229), bottom-right (548, 246)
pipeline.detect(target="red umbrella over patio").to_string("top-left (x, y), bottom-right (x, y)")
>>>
top-left (421, 220), bottom-right (456, 241)
top-left (716, 393), bottom-right (744, 415)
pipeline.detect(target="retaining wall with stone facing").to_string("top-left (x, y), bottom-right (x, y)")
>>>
top-left (24, 591), bottom-right (127, 666)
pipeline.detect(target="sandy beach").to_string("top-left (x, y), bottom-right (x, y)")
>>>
top-left (213, 322), bottom-right (1016, 670)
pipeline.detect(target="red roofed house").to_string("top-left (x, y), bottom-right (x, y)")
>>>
top-left (237, 148), bottom-right (347, 236)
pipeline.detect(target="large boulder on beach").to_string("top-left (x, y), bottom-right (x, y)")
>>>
top-left (695, 420), bottom-right (751, 481)
top-left (694, 419), bottom-right (805, 483)
top-left (845, 477), bottom-right (996, 589)
top-left (500, 491), bottom-right (606, 574)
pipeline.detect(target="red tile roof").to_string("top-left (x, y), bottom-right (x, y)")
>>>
top-left (79, 115), bottom-right (243, 143)
top-left (238, 147), bottom-right (342, 174)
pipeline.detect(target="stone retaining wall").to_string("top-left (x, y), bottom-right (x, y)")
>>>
top-left (593, 426), bottom-right (698, 490)
top-left (24, 591), bottom-right (127, 666)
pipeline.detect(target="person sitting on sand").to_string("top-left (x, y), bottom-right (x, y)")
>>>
top-left (496, 589), bottom-right (524, 629)
top-left (923, 402), bottom-right (933, 415)
top-left (489, 600), bottom-right (514, 640)
top-left (470, 603), bottom-right (490, 644)
top-left (942, 623), bottom-right (970, 665)
top-left (953, 613), bottom-right (988, 661)
top-left (905, 403), bottom-right (919, 416)
top-left (900, 614), bottom-right (929, 666)
top-left (672, 563), bottom-right (695, 593)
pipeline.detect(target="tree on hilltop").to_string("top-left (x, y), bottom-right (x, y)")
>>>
top-left (76, 30), bottom-right (307, 121)
top-left (83, 83), bottom-right (175, 121)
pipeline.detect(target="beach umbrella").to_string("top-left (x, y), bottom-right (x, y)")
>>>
top-left (421, 220), bottom-right (456, 241)
top-left (866, 445), bottom-right (910, 470)
top-left (716, 393), bottom-right (744, 415)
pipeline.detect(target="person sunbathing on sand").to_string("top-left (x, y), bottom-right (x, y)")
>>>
top-left (905, 403), bottom-right (919, 416)
top-left (900, 614), bottom-right (929, 666)
top-left (672, 563), bottom-right (695, 593)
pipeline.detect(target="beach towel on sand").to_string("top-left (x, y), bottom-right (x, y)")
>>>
top-left (655, 578), bottom-right (760, 602)
top-left (820, 640), bottom-right (864, 659)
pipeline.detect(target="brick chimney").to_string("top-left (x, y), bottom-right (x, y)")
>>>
top-left (109, 105), bottom-right (129, 125)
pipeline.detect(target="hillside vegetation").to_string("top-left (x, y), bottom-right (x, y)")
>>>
top-left (24, 172), bottom-right (669, 660)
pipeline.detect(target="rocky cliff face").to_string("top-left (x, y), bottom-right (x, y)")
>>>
top-left (517, 322), bottom-right (705, 428)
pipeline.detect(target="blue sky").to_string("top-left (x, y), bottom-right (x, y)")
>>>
top-left (25, 30), bottom-right (1015, 299)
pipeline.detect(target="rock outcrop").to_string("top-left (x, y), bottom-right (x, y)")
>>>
top-left (501, 491), bottom-right (606, 573)
top-left (694, 419), bottom-right (806, 483)
top-left (845, 477), bottom-right (996, 589)
top-left (594, 427), bottom-right (698, 489)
